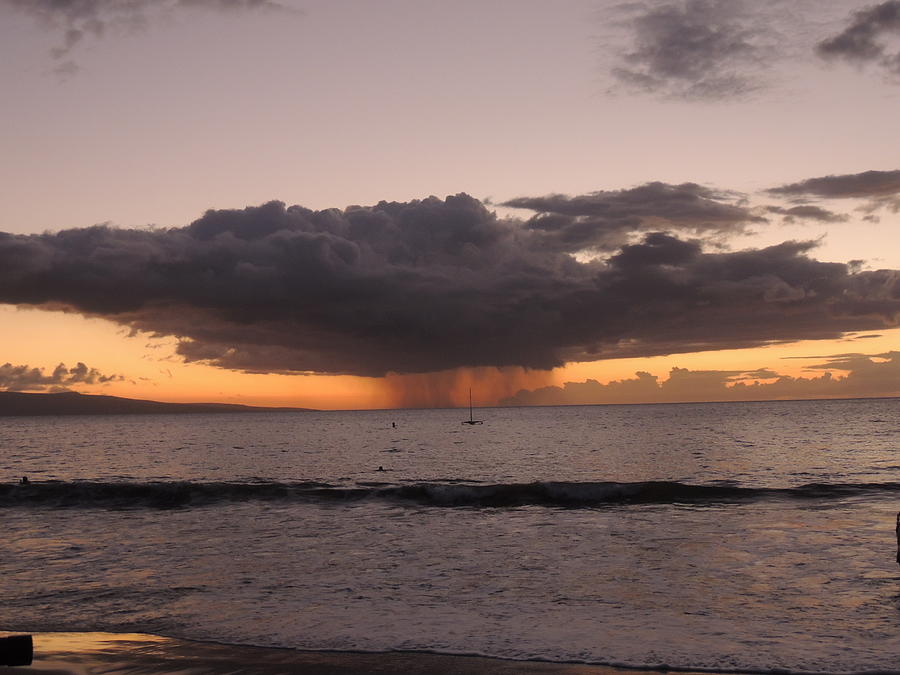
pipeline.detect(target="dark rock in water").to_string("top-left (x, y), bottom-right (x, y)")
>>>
top-left (0, 634), bottom-right (33, 666)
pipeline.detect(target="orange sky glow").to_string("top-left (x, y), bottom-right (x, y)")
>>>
top-left (3, 305), bottom-right (897, 410)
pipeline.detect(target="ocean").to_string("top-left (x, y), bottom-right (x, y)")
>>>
top-left (1, 398), bottom-right (899, 673)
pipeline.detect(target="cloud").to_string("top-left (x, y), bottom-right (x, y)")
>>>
top-left (502, 182), bottom-right (763, 252)
top-left (607, 0), bottom-right (778, 100)
top-left (0, 361), bottom-right (123, 392)
top-left (502, 351), bottom-right (900, 405)
top-left (769, 169), bottom-right (900, 199)
top-left (2, 0), bottom-right (291, 74)
top-left (0, 194), bottom-right (898, 379)
top-left (817, 1), bottom-right (900, 78)
top-left (792, 352), bottom-right (900, 394)
top-left (768, 169), bottom-right (900, 213)
top-left (764, 205), bottom-right (848, 223)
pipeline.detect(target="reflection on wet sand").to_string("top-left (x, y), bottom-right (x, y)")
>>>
top-left (0, 631), bottom-right (744, 675)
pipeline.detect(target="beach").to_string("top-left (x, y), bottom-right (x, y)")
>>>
top-left (0, 632), bottom-right (725, 675)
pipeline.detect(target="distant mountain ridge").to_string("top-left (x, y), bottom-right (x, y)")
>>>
top-left (0, 391), bottom-right (313, 417)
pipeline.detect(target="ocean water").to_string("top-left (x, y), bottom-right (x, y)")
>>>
top-left (1, 399), bottom-right (899, 673)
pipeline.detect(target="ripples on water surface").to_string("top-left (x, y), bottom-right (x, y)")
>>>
top-left (1, 398), bottom-right (899, 672)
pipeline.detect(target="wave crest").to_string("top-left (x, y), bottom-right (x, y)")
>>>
top-left (3, 479), bottom-right (900, 509)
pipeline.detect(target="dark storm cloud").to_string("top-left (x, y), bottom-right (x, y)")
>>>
top-left (502, 182), bottom-right (763, 252)
top-left (2, 0), bottom-right (290, 73)
top-left (817, 0), bottom-right (900, 78)
top-left (1, 194), bottom-right (898, 378)
top-left (502, 352), bottom-right (900, 406)
top-left (608, 0), bottom-right (776, 100)
top-left (0, 361), bottom-right (123, 392)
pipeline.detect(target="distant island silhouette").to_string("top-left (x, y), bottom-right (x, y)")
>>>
top-left (0, 391), bottom-right (314, 417)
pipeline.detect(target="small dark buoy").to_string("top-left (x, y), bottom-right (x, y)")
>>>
top-left (391, 422), bottom-right (396, 428)
top-left (377, 466), bottom-right (385, 472)
top-left (20, 476), bottom-right (29, 485)
top-left (0, 634), bottom-right (33, 667)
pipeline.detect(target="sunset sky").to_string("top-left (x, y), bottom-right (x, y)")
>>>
top-left (1, 0), bottom-right (899, 409)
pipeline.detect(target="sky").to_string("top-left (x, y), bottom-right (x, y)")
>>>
top-left (1, 0), bottom-right (899, 409)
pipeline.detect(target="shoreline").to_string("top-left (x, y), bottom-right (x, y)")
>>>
top-left (0, 631), bottom-right (748, 675)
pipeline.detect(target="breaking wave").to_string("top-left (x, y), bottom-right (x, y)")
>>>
top-left (3, 479), bottom-right (900, 509)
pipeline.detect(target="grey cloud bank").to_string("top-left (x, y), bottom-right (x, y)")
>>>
top-left (770, 169), bottom-right (900, 199)
top-left (609, 0), bottom-right (777, 100)
top-left (0, 190), bottom-right (898, 378)
top-left (502, 182), bottom-right (762, 251)
top-left (817, 0), bottom-right (900, 77)
top-left (769, 169), bottom-right (900, 215)
top-left (2, 0), bottom-right (289, 72)
top-left (764, 205), bottom-right (848, 223)
top-left (605, 0), bottom-right (900, 101)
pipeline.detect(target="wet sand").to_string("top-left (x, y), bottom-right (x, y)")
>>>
top-left (0, 632), bottom-right (729, 675)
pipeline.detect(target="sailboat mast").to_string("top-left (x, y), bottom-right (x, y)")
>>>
top-left (462, 387), bottom-right (483, 424)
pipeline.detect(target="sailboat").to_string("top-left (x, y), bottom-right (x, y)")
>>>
top-left (462, 388), bottom-right (483, 425)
